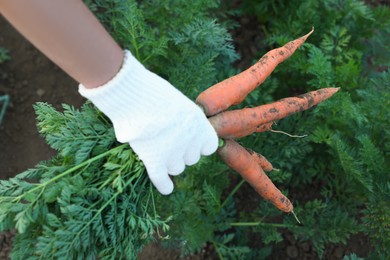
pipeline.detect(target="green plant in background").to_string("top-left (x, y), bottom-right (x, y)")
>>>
top-left (237, 0), bottom-right (390, 258)
top-left (0, 0), bottom-right (389, 259)
top-left (0, 47), bottom-right (10, 63)
top-left (92, 0), bottom-right (239, 99)
top-left (0, 46), bottom-right (10, 125)
top-left (0, 94), bottom-right (9, 125)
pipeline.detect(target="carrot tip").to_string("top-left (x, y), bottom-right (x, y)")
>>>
top-left (300, 27), bottom-right (315, 42)
top-left (328, 87), bottom-right (341, 95)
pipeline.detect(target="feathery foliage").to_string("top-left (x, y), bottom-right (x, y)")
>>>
top-left (1, 103), bottom-right (170, 259)
top-left (1, 0), bottom-right (389, 259)
top-left (237, 0), bottom-right (390, 258)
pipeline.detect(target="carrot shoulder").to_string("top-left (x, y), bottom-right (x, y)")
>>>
top-left (210, 87), bottom-right (339, 139)
top-left (197, 28), bottom-right (314, 116)
top-left (218, 139), bottom-right (293, 213)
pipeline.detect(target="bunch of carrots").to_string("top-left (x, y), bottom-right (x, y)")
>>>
top-left (195, 28), bottom-right (339, 221)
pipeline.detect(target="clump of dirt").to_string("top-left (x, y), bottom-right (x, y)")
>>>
top-left (0, 230), bottom-right (15, 260)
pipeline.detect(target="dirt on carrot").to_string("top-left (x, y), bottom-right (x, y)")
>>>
top-left (219, 122), bottom-right (274, 139)
top-left (248, 150), bottom-right (274, 172)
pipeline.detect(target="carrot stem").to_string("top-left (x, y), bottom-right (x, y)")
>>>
top-left (220, 178), bottom-right (246, 210)
top-left (218, 138), bottom-right (225, 148)
top-left (211, 241), bottom-right (224, 260)
top-left (230, 221), bottom-right (297, 229)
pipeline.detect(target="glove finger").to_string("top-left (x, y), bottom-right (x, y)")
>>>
top-left (146, 166), bottom-right (174, 195)
top-left (200, 125), bottom-right (219, 156)
top-left (184, 145), bottom-right (201, 166)
top-left (167, 159), bottom-right (185, 176)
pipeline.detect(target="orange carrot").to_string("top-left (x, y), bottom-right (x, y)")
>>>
top-left (197, 28), bottom-right (314, 116)
top-left (222, 122), bottom-right (273, 139)
top-left (209, 87), bottom-right (339, 139)
top-left (248, 150), bottom-right (274, 172)
top-left (218, 139), bottom-right (293, 213)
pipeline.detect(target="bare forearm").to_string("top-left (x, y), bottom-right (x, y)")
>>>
top-left (0, 0), bottom-right (123, 88)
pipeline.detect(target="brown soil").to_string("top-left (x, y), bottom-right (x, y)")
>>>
top-left (0, 16), bottom-right (84, 178)
top-left (0, 14), bottom-right (85, 259)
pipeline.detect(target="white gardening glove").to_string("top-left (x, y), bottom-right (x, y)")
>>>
top-left (79, 50), bottom-right (218, 195)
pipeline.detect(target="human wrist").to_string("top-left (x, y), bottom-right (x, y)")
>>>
top-left (0, 0), bottom-right (124, 89)
top-left (80, 47), bottom-right (124, 89)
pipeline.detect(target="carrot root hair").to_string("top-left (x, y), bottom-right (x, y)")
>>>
top-left (270, 129), bottom-right (308, 138)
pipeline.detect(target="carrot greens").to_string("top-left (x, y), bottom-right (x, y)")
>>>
top-left (1, 0), bottom-right (389, 259)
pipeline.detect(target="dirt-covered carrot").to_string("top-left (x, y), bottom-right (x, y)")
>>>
top-left (248, 150), bottom-right (274, 172)
top-left (197, 28), bottom-right (314, 116)
top-left (223, 122), bottom-right (273, 139)
top-left (210, 87), bottom-right (339, 138)
top-left (218, 139), bottom-right (293, 213)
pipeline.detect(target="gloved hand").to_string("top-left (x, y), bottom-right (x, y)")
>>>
top-left (79, 50), bottom-right (218, 194)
